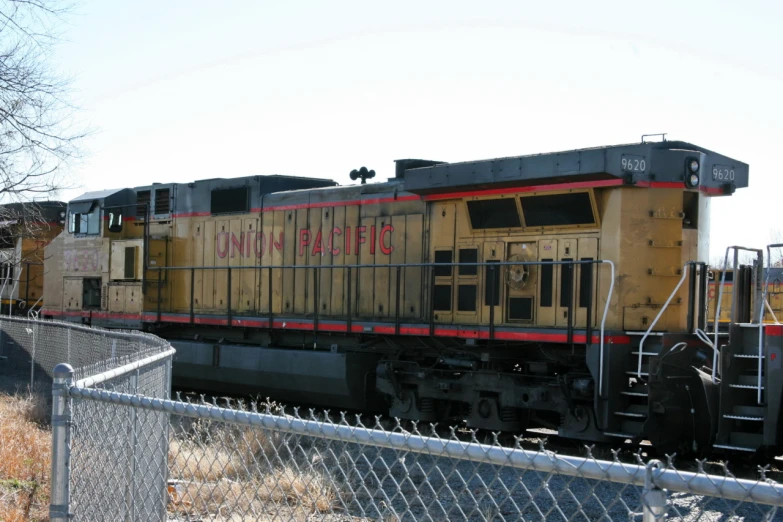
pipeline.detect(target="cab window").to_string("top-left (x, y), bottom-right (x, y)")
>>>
top-left (108, 211), bottom-right (123, 233)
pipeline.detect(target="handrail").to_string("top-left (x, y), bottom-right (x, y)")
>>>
top-left (762, 244), bottom-right (783, 403)
top-left (713, 247), bottom-right (764, 390)
top-left (143, 259), bottom-right (617, 397)
top-left (597, 260), bottom-right (615, 399)
top-left (637, 263), bottom-right (691, 379)
top-left (764, 299), bottom-right (780, 324)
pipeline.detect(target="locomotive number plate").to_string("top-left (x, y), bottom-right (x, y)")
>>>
top-left (621, 155), bottom-right (646, 172)
top-left (712, 165), bottom-right (735, 181)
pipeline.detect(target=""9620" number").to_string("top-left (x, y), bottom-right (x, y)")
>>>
top-left (712, 167), bottom-right (735, 181)
top-left (621, 156), bottom-right (646, 172)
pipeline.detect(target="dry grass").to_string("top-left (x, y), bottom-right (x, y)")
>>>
top-left (0, 393), bottom-right (51, 522)
top-left (168, 423), bottom-right (340, 519)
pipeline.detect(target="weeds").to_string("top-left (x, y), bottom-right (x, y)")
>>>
top-left (168, 421), bottom-right (341, 519)
top-left (0, 393), bottom-right (51, 521)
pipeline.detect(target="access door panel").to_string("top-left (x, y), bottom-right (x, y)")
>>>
top-left (480, 242), bottom-right (504, 325)
top-left (537, 239), bottom-right (557, 326)
top-left (430, 203), bottom-right (455, 324)
top-left (506, 242), bottom-right (537, 324)
top-left (454, 245), bottom-right (480, 324)
top-left (556, 239), bottom-right (578, 327)
top-left (575, 238), bottom-right (599, 328)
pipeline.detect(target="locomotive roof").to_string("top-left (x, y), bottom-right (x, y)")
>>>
top-left (70, 188), bottom-right (129, 202)
top-left (0, 200), bottom-right (67, 224)
top-left (401, 140), bottom-right (749, 195)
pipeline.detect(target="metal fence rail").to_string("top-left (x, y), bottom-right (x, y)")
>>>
top-left (52, 371), bottom-right (783, 521)
top-left (0, 315), bottom-right (170, 394)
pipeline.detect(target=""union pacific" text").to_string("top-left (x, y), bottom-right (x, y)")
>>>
top-left (215, 225), bottom-right (394, 259)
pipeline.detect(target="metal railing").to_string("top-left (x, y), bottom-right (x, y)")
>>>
top-left (149, 259), bottom-right (621, 396)
top-left (50, 368), bottom-right (783, 521)
top-left (0, 314), bottom-right (170, 395)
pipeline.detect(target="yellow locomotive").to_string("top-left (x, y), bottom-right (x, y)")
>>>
top-left (44, 140), bottom-right (782, 456)
top-left (0, 201), bottom-right (66, 314)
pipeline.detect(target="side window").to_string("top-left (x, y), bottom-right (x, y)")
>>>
top-left (85, 206), bottom-right (100, 235)
top-left (68, 204), bottom-right (100, 235)
top-left (69, 212), bottom-right (79, 233)
top-left (108, 211), bottom-right (123, 233)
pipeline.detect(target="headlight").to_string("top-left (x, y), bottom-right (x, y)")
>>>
top-left (686, 173), bottom-right (700, 188)
top-left (688, 159), bottom-right (700, 173)
top-left (59, 211), bottom-right (66, 218)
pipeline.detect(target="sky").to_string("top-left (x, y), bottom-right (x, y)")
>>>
top-left (52, 0), bottom-right (783, 259)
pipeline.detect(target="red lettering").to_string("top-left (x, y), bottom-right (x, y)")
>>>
top-left (312, 230), bottom-right (324, 256)
top-left (380, 225), bottom-right (394, 255)
top-left (345, 226), bottom-right (351, 255)
top-left (231, 232), bottom-right (244, 258)
top-left (299, 229), bottom-right (310, 257)
top-left (328, 227), bottom-right (341, 255)
top-left (356, 226), bottom-right (366, 253)
top-left (370, 225), bottom-right (376, 255)
top-left (217, 231), bottom-right (229, 258)
top-left (254, 231), bottom-right (265, 258)
top-left (273, 231), bottom-right (284, 253)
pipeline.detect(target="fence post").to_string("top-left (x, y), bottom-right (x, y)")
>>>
top-left (125, 368), bottom-right (139, 521)
top-left (642, 460), bottom-right (668, 521)
top-left (50, 363), bottom-right (74, 522)
top-left (30, 322), bottom-right (37, 388)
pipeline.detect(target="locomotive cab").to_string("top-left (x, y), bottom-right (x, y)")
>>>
top-left (45, 188), bottom-right (142, 322)
top-left (0, 201), bottom-right (66, 313)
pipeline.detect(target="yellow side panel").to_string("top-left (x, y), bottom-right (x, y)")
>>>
top-left (374, 217), bottom-right (390, 318)
top-left (454, 244), bottom-right (480, 324)
top-left (389, 215), bottom-right (406, 319)
top-left (64, 278), bottom-right (81, 310)
top-left (214, 220), bottom-right (229, 311)
top-left (193, 222), bottom-right (204, 311)
top-left (358, 216), bottom-right (375, 316)
top-left (237, 219), bottom-right (257, 312)
top-left (282, 210), bottom-right (298, 314)
top-left (430, 203), bottom-right (455, 324)
top-left (272, 210), bottom-right (287, 314)
top-left (403, 214), bottom-right (423, 319)
top-left (109, 285), bottom-right (125, 313)
top-left (330, 206), bottom-right (346, 316)
top-left (319, 207), bottom-right (333, 316)
top-left (343, 205), bottom-right (360, 317)
top-left (202, 221), bottom-right (215, 309)
top-left (556, 239), bottom-right (577, 327)
top-left (575, 238), bottom-right (599, 328)
top-left (292, 209), bottom-right (308, 315)
top-left (125, 285), bottom-right (142, 314)
top-left (228, 219), bottom-right (242, 312)
top-left (537, 239), bottom-right (557, 326)
top-left (258, 212), bottom-right (272, 314)
top-left (480, 242), bottom-right (503, 325)
top-left (256, 211), bottom-right (275, 314)
top-left (306, 209), bottom-right (322, 315)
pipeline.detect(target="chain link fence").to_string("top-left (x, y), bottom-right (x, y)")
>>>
top-left (0, 315), bottom-right (170, 395)
top-left (52, 372), bottom-right (783, 522)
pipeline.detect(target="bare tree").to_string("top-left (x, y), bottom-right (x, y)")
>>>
top-left (768, 229), bottom-right (783, 267)
top-left (0, 0), bottom-right (83, 209)
top-left (0, 0), bottom-right (81, 313)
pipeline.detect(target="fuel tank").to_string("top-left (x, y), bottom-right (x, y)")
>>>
top-left (171, 340), bottom-right (385, 412)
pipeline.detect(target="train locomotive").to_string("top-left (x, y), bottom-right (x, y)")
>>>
top-left (42, 139), bottom-right (782, 456)
top-left (0, 201), bottom-right (67, 314)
